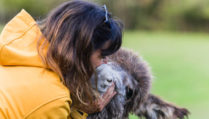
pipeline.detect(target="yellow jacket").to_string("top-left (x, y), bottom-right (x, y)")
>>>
top-left (0, 10), bottom-right (87, 119)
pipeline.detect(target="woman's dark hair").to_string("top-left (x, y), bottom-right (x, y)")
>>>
top-left (37, 0), bottom-right (123, 108)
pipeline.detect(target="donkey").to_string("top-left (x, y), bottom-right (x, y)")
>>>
top-left (88, 48), bottom-right (189, 119)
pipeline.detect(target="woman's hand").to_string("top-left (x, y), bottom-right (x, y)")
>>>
top-left (80, 83), bottom-right (117, 114)
top-left (94, 83), bottom-right (117, 112)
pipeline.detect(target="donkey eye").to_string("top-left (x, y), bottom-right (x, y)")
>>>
top-left (107, 79), bottom-right (112, 83)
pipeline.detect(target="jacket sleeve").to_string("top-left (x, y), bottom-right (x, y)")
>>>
top-left (25, 97), bottom-right (72, 119)
top-left (25, 97), bottom-right (88, 119)
top-left (70, 107), bottom-right (88, 119)
top-left (0, 109), bottom-right (7, 119)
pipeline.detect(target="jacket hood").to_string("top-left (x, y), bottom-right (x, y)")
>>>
top-left (0, 9), bottom-right (46, 67)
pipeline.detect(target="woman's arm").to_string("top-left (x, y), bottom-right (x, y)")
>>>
top-left (25, 98), bottom-right (72, 119)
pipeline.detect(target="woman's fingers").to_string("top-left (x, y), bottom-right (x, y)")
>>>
top-left (95, 83), bottom-right (116, 111)
top-left (103, 83), bottom-right (116, 99)
top-left (74, 84), bottom-right (117, 113)
top-left (87, 83), bottom-right (117, 112)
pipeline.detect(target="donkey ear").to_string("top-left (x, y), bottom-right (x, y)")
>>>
top-left (134, 94), bottom-right (190, 119)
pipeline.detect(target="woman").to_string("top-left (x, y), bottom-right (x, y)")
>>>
top-left (0, 0), bottom-right (123, 119)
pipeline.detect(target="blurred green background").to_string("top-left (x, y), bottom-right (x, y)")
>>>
top-left (0, 0), bottom-right (209, 119)
top-left (125, 31), bottom-right (209, 119)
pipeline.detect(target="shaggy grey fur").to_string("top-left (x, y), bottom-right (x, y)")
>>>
top-left (88, 48), bottom-right (189, 119)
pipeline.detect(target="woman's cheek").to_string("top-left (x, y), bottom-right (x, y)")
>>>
top-left (90, 51), bottom-right (103, 68)
top-left (94, 59), bottom-right (103, 68)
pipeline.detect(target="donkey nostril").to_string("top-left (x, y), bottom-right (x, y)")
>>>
top-left (107, 79), bottom-right (112, 83)
top-left (101, 85), bottom-right (107, 89)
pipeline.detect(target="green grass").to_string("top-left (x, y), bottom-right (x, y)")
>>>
top-left (123, 31), bottom-right (209, 119)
